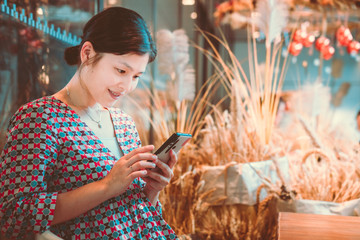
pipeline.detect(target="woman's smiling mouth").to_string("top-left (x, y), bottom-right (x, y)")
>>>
top-left (108, 89), bottom-right (127, 99)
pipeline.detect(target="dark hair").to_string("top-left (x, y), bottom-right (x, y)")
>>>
top-left (64, 7), bottom-right (157, 66)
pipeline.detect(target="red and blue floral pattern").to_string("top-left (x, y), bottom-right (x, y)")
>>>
top-left (0, 96), bottom-right (177, 240)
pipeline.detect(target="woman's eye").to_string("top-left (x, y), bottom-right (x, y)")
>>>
top-left (133, 76), bottom-right (140, 80)
top-left (116, 68), bottom-right (126, 74)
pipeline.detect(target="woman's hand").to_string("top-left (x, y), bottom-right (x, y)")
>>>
top-left (142, 149), bottom-right (178, 203)
top-left (100, 145), bottom-right (157, 199)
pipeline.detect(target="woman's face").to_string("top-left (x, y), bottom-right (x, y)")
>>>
top-left (83, 52), bottom-right (149, 107)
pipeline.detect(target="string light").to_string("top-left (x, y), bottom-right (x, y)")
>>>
top-left (190, 12), bottom-right (197, 19)
top-left (182, 0), bottom-right (195, 5)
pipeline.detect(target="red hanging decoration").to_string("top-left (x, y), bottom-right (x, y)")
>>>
top-left (293, 29), bottom-right (314, 48)
top-left (315, 36), bottom-right (330, 51)
top-left (303, 34), bottom-right (315, 48)
top-left (347, 41), bottom-right (360, 55)
top-left (293, 29), bottom-right (307, 43)
top-left (336, 26), bottom-right (353, 47)
top-left (321, 45), bottom-right (335, 60)
top-left (289, 41), bottom-right (303, 56)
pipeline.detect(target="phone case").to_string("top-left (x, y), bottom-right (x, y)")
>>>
top-left (154, 132), bottom-right (192, 163)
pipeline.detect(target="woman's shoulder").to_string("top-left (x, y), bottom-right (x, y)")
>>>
top-left (10, 96), bottom-right (70, 127)
top-left (15, 96), bottom-right (68, 115)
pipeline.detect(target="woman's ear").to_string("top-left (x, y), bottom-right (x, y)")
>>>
top-left (80, 41), bottom-right (96, 64)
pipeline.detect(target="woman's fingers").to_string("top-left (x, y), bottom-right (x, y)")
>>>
top-left (127, 152), bottom-right (157, 166)
top-left (146, 149), bottom-right (177, 177)
top-left (129, 169), bottom-right (148, 179)
top-left (145, 170), bottom-right (169, 185)
top-left (128, 160), bottom-right (156, 173)
top-left (141, 150), bottom-right (178, 193)
top-left (101, 145), bottom-right (159, 198)
top-left (124, 145), bottom-right (155, 160)
top-left (124, 146), bottom-right (157, 168)
top-left (121, 145), bottom-right (158, 175)
top-left (167, 149), bottom-right (178, 169)
top-left (153, 158), bottom-right (173, 178)
top-left (123, 147), bottom-right (177, 192)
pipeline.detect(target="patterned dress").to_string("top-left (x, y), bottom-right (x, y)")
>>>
top-left (0, 96), bottom-right (178, 240)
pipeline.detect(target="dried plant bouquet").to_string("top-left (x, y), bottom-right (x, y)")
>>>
top-left (121, 1), bottom-right (360, 239)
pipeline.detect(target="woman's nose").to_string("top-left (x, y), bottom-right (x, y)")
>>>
top-left (118, 76), bottom-right (132, 88)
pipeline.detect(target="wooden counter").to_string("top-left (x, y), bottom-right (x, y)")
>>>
top-left (278, 212), bottom-right (360, 240)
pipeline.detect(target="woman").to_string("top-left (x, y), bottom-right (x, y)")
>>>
top-left (0, 7), bottom-right (178, 240)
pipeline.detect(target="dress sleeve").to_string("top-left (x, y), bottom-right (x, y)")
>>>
top-left (154, 199), bottom-right (163, 215)
top-left (0, 105), bottom-right (59, 238)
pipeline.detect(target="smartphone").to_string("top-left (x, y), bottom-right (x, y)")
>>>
top-left (154, 132), bottom-right (192, 163)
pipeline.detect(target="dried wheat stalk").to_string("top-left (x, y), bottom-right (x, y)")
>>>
top-left (123, 15), bottom-right (360, 240)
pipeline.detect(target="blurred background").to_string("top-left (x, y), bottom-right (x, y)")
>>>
top-left (1, 0), bottom-right (359, 149)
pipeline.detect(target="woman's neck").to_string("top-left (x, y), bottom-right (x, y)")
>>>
top-left (54, 71), bottom-right (104, 112)
top-left (70, 72), bottom-right (105, 109)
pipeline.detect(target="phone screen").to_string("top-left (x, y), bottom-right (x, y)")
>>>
top-left (154, 132), bottom-right (192, 163)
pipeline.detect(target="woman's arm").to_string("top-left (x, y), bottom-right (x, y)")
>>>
top-left (0, 105), bottom-right (60, 237)
top-left (51, 179), bottom-right (109, 225)
top-left (143, 188), bottom-right (160, 206)
top-left (52, 145), bottom-right (157, 225)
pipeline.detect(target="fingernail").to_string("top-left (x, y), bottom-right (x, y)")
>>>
top-left (151, 163), bottom-right (156, 168)
top-left (152, 155), bottom-right (157, 159)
